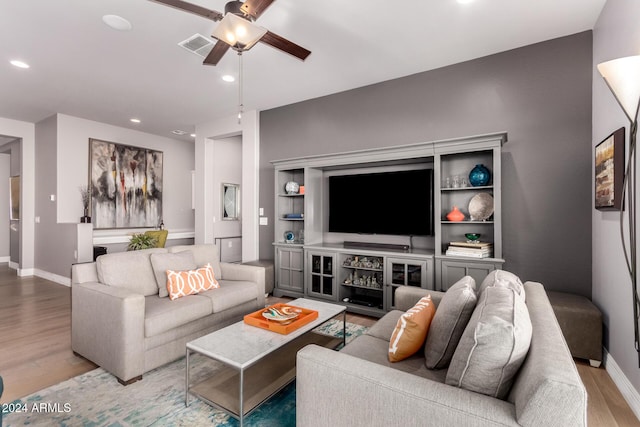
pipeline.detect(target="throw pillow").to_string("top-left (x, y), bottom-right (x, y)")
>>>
top-left (445, 286), bottom-right (532, 399)
top-left (166, 263), bottom-right (220, 300)
top-left (478, 269), bottom-right (525, 300)
top-left (388, 295), bottom-right (436, 362)
top-left (150, 251), bottom-right (197, 298)
top-left (424, 276), bottom-right (477, 369)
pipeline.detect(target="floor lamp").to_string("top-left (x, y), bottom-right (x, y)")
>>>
top-left (598, 55), bottom-right (640, 366)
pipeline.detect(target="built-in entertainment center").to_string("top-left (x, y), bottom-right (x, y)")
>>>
top-left (272, 132), bottom-right (506, 317)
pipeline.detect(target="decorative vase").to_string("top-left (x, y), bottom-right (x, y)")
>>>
top-left (80, 207), bottom-right (91, 223)
top-left (446, 206), bottom-right (465, 222)
top-left (469, 164), bottom-right (491, 187)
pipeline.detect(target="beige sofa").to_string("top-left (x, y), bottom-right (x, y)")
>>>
top-left (71, 244), bottom-right (265, 384)
top-left (297, 278), bottom-right (587, 426)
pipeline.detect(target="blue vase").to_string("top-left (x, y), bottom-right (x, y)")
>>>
top-left (469, 164), bottom-right (491, 187)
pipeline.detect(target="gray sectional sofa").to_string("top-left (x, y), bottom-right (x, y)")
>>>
top-left (71, 244), bottom-right (265, 384)
top-left (297, 275), bottom-right (587, 427)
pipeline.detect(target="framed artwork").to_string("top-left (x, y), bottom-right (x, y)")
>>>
top-left (89, 138), bottom-right (163, 228)
top-left (222, 183), bottom-right (240, 220)
top-left (9, 175), bottom-right (19, 220)
top-left (595, 127), bottom-right (625, 210)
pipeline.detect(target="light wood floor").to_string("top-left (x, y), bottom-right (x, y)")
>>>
top-left (0, 264), bottom-right (638, 426)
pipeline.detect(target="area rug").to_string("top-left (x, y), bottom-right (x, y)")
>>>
top-left (4, 320), bottom-right (367, 427)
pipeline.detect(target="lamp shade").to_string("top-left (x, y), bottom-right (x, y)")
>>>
top-left (212, 13), bottom-right (267, 51)
top-left (597, 55), bottom-right (640, 123)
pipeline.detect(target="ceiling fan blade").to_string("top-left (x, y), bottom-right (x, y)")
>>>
top-left (148, 0), bottom-right (223, 21)
top-left (240, 0), bottom-right (275, 20)
top-left (203, 40), bottom-right (231, 66)
top-left (260, 31), bottom-right (311, 61)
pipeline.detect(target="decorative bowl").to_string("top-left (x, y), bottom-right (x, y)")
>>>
top-left (465, 233), bottom-right (481, 242)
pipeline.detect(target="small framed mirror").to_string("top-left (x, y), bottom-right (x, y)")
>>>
top-left (222, 183), bottom-right (240, 221)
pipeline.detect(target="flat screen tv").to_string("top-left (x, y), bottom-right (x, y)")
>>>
top-left (328, 169), bottom-right (433, 236)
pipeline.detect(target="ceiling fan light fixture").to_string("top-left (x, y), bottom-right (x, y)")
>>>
top-left (212, 13), bottom-right (267, 51)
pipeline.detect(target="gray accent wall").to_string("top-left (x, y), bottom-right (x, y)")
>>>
top-left (593, 0), bottom-right (640, 400)
top-left (260, 31), bottom-right (593, 297)
top-left (0, 153), bottom-right (9, 258)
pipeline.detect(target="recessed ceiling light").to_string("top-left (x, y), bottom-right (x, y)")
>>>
top-left (10, 60), bottom-right (29, 69)
top-left (222, 75), bottom-right (235, 82)
top-left (172, 130), bottom-right (188, 135)
top-left (102, 15), bottom-right (132, 31)
top-left (190, 133), bottom-right (196, 138)
top-left (130, 118), bottom-right (141, 123)
top-left (457, 0), bottom-right (474, 3)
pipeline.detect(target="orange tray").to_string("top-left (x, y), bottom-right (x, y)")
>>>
top-left (244, 303), bottom-right (319, 335)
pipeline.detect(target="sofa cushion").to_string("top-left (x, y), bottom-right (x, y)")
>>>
top-left (424, 276), bottom-right (477, 369)
top-left (478, 269), bottom-right (525, 300)
top-left (446, 286), bottom-right (532, 399)
top-left (166, 264), bottom-right (220, 300)
top-left (96, 248), bottom-right (167, 296)
top-left (198, 280), bottom-right (259, 313)
top-left (144, 294), bottom-right (213, 337)
top-left (150, 251), bottom-right (197, 298)
top-left (366, 310), bottom-right (404, 341)
top-left (389, 295), bottom-right (436, 362)
top-left (168, 245), bottom-right (223, 280)
top-left (341, 334), bottom-right (447, 383)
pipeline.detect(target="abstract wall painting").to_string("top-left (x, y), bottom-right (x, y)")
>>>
top-left (595, 127), bottom-right (625, 211)
top-left (89, 138), bottom-right (163, 229)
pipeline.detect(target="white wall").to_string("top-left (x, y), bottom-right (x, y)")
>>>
top-left (593, 0), bottom-right (640, 415)
top-left (195, 110), bottom-right (259, 262)
top-left (56, 114), bottom-right (195, 233)
top-left (0, 117), bottom-right (35, 274)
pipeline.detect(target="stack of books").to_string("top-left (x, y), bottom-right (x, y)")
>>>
top-left (446, 241), bottom-right (493, 258)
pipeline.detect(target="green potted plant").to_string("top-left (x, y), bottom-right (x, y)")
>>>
top-left (127, 233), bottom-right (158, 251)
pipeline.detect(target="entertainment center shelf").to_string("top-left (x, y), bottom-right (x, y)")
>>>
top-left (272, 132), bottom-right (506, 316)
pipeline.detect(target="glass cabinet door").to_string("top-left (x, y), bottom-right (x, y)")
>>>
top-left (307, 252), bottom-right (336, 301)
top-left (385, 258), bottom-right (428, 311)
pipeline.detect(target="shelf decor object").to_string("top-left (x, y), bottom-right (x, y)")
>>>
top-left (465, 233), bottom-right (481, 242)
top-left (285, 181), bottom-right (300, 194)
top-left (468, 164), bottom-right (491, 186)
top-left (598, 55), bottom-right (640, 366)
top-left (284, 230), bottom-right (295, 243)
top-left (595, 128), bottom-right (625, 210)
top-left (446, 206), bottom-right (465, 222)
top-left (468, 193), bottom-right (494, 221)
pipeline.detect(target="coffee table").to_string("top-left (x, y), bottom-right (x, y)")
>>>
top-left (185, 298), bottom-right (346, 426)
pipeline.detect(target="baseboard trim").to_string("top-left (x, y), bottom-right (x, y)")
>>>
top-left (0, 256), bottom-right (9, 263)
top-left (34, 269), bottom-right (71, 287)
top-left (8, 261), bottom-right (18, 270)
top-left (17, 267), bottom-right (34, 276)
top-left (604, 348), bottom-right (640, 420)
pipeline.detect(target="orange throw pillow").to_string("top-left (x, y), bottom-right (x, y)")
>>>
top-left (166, 263), bottom-right (219, 300)
top-left (388, 295), bottom-right (436, 362)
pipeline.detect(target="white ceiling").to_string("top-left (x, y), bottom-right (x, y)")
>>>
top-left (0, 0), bottom-right (606, 142)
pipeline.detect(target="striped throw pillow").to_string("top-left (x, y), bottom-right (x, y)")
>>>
top-left (166, 263), bottom-right (219, 300)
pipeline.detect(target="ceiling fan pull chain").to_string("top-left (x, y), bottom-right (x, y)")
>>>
top-left (238, 52), bottom-right (244, 124)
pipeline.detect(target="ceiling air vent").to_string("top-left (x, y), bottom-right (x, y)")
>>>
top-left (178, 33), bottom-right (215, 58)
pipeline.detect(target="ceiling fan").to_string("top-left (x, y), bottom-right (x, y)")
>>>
top-left (149, 0), bottom-right (311, 66)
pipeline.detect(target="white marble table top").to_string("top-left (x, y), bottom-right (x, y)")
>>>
top-left (186, 298), bottom-right (346, 369)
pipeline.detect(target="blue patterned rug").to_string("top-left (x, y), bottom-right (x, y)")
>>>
top-left (4, 320), bottom-right (367, 427)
